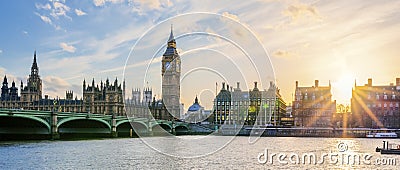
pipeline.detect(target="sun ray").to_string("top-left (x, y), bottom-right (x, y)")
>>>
top-left (353, 92), bottom-right (383, 128)
top-left (301, 90), bottom-right (335, 127)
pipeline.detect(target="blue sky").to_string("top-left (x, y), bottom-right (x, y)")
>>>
top-left (1, 0), bottom-right (400, 109)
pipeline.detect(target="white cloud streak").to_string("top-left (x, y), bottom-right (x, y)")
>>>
top-left (222, 12), bottom-right (240, 22)
top-left (272, 49), bottom-right (298, 60)
top-left (35, 3), bottom-right (51, 10)
top-left (42, 75), bottom-right (72, 98)
top-left (75, 9), bottom-right (87, 16)
top-left (35, 13), bottom-right (52, 24)
top-left (50, 1), bottom-right (71, 19)
top-left (59, 42), bottom-right (76, 53)
top-left (283, 3), bottom-right (322, 22)
top-left (94, 0), bottom-right (106, 7)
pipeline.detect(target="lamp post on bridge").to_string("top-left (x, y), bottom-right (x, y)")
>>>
top-left (172, 119), bottom-right (176, 135)
top-left (111, 112), bottom-right (117, 138)
top-left (51, 100), bottom-right (59, 140)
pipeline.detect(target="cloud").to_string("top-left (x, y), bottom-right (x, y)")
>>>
top-left (35, 13), bottom-right (52, 24)
top-left (35, 3), bottom-right (51, 10)
top-left (98, 56), bottom-right (163, 75)
top-left (222, 12), bottom-right (240, 22)
top-left (50, 1), bottom-right (71, 19)
top-left (0, 49), bottom-right (2, 54)
top-left (272, 49), bottom-right (298, 59)
top-left (22, 31), bottom-right (28, 35)
top-left (219, 11), bottom-right (256, 40)
top-left (135, 0), bottom-right (162, 10)
top-left (60, 42), bottom-right (76, 53)
top-left (108, 0), bottom-right (125, 4)
top-left (94, 0), bottom-right (106, 6)
top-left (42, 75), bottom-right (72, 98)
top-left (75, 9), bottom-right (87, 16)
top-left (0, 68), bottom-right (24, 86)
top-left (35, 1), bottom-right (73, 31)
top-left (93, 0), bottom-right (126, 7)
top-left (283, 2), bottom-right (322, 24)
top-left (129, 0), bottom-right (173, 13)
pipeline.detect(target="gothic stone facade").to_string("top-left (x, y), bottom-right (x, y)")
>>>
top-left (0, 51), bottom-right (83, 112)
top-left (122, 26), bottom-right (182, 121)
top-left (82, 78), bottom-right (125, 116)
top-left (0, 51), bottom-right (125, 116)
top-left (160, 26), bottom-right (181, 120)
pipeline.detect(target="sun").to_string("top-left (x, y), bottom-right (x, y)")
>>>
top-left (332, 73), bottom-right (356, 105)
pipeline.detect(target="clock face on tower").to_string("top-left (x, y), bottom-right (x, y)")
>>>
top-left (165, 62), bottom-right (171, 70)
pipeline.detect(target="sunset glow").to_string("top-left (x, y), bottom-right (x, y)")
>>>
top-left (332, 72), bottom-right (356, 104)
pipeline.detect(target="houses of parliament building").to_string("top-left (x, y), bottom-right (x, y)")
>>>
top-left (0, 51), bottom-right (125, 116)
top-left (1, 27), bottom-right (180, 120)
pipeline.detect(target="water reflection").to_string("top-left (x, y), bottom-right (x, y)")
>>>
top-left (0, 137), bottom-right (399, 169)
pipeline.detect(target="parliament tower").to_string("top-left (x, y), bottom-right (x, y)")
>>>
top-left (161, 25), bottom-right (181, 119)
top-left (20, 51), bottom-right (42, 103)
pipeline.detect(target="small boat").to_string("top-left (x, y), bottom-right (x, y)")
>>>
top-left (366, 132), bottom-right (397, 138)
top-left (376, 141), bottom-right (400, 155)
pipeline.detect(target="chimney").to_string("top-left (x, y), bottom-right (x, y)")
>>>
top-left (254, 82), bottom-right (258, 88)
top-left (236, 82), bottom-right (240, 89)
top-left (222, 82), bottom-right (225, 90)
top-left (396, 78), bottom-right (400, 86)
top-left (296, 81), bottom-right (298, 88)
top-left (315, 80), bottom-right (319, 88)
top-left (227, 84), bottom-right (230, 91)
top-left (368, 78), bottom-right (372, 86)
top-left (270, 81), bottom-right (273, 88)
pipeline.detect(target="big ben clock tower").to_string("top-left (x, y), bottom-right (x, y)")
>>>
top-left (161, 25), bottom-right (181, 120)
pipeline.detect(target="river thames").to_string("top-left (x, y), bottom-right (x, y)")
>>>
top-left (1, 136), bottom-right (399, 169)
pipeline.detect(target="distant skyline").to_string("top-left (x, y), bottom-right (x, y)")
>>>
top-left (1, 0), bottom-right (400, 110)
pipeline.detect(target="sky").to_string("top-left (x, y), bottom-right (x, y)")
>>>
top-left (0, 0), bottom-right (400, 110)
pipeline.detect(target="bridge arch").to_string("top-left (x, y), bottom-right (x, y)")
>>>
top-left (151, 123), bottom-right (172, 134)
top-left (57, 117), bottom-right (111, 130)
top-left (116, 120), bottom-right (130, 127)
top-left (151, 123), bottom-right (172, 129)
top-left (116, 120), bottom-right (147, 128)
top-left (175, 125), bottom-right (189, 135)
top-left (0, 115), bottom-right (51, 134)
top-left (116, 120), bottom-right (148, 137)
top-left (57, 117), bottom-right (111, 137)
top-left (175, 125), bottom-right (189, 130)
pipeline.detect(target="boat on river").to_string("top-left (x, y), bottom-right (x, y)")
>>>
top-left (366, 132), bottom-right (397, 138)
top-left (376, 141), bottom-right (400, 155)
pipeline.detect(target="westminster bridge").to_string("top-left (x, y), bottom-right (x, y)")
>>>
top-left (0, 109), bottom-right (192, 139)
